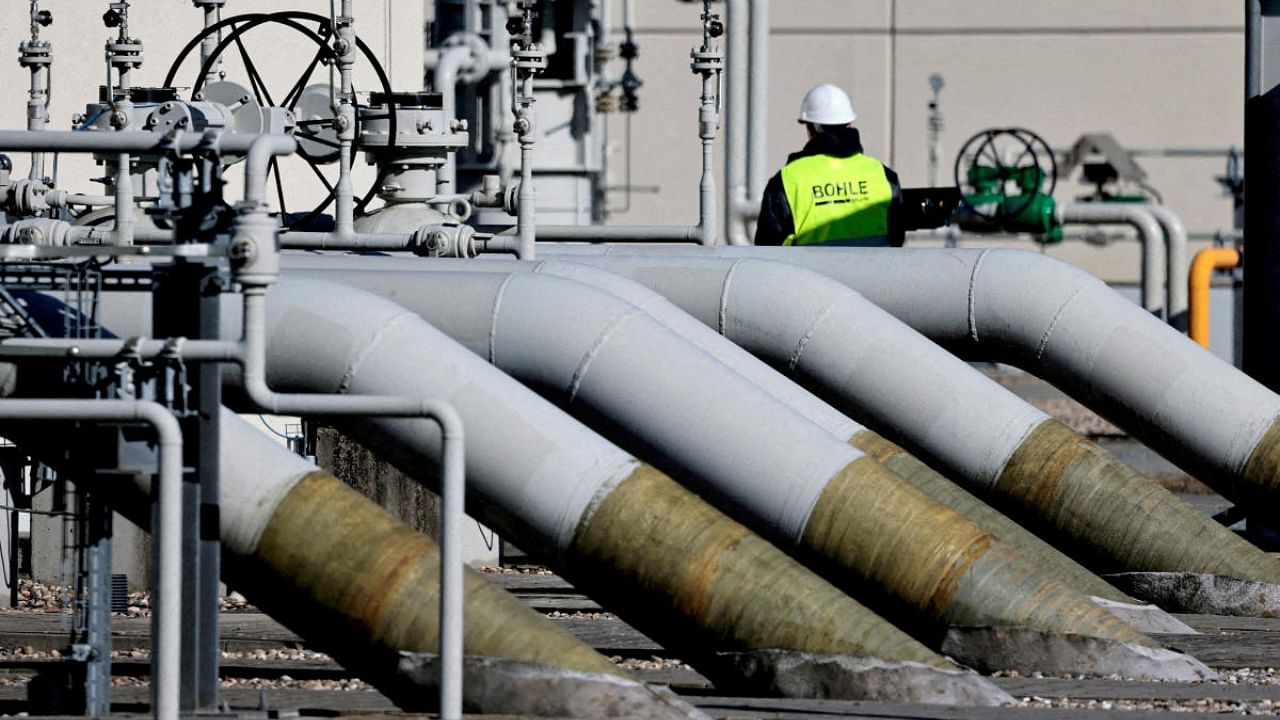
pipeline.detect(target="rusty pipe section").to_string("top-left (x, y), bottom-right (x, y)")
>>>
top-left (127, 278), bottom-right (943, 672)
top-left (299, 266), bottom-right (1153, 648)
top-left (541, 244), bottom-right (1280, 571)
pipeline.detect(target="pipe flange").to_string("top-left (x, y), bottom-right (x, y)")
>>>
top-left (18, 41), bottom-right (52, 67)
top-left (442, 32), bottom-right (493, 84)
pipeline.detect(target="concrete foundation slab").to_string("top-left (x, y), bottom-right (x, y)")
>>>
top-left (1105, 572), bottom-right (1280, 618)
top-left (941, 627), bottom-right (1217, 681)
top-left (714, 650), bottom-right (1014, 706)
top-left (394, 653), bottom-right (711, 719)
top-left (1090, 597), bottom-right (1198, 634)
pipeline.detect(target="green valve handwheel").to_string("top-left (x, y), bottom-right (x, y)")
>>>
top-left (955, 127), bottom-right (1062, 243)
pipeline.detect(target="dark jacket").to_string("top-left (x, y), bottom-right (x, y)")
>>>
top-left (754, 127), bottom-right (905, 247)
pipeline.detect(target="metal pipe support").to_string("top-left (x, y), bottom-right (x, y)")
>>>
top-left (0, 400), bottom-right (181, 720)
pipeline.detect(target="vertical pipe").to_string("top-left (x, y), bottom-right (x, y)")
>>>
top-left (1248, 0), bottom-right (1263, 100)
top-left (199, 4), bottom-right (223, 88)
top-left (517, 93), bottom-right (536, 260)
top-left (1147, 205), bottom-right (1190, 330)
top-left (433, 47), bottom-right (470, 196)
top-left (114, 153), bottom-right (134, 246)
top-left (746, 0), bottom-right (769, 201)
top-left (333, 2), bottom-right (357, 237)
top-left (0, 402), bottom-right (182, 720)
top-left (437, 406), bottom-right (465, 720)
top-left (725, 0), bottom-right (750, 245)
top-left (1189, 247), bottom-right (1243, 348)
top-left (1057, 203), bottom-right (1165, 317)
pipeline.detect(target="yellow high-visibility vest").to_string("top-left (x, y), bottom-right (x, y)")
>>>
top-left (780, 153), bottom-right (894, 246)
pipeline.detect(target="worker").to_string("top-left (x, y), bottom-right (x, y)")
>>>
top-left (755, 84), bottom-right (904, 247)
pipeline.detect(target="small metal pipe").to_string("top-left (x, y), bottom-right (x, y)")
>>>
top-left (1189, 246), bottom-right (1243, 348)
top-left (0, 400), bottom-right (181, 720)
top-left (1057, 202), bottom-right (1166, 317)
top-left (746, 0), bottom-right (769, 201)
top-left (501, 224), bottom-right (698, 242)
top-left (724, 0), bottom-right (750, 245)
top-left (114, 153), bottom-right (134, 246)
top-left (198, 2), bottom-right (224, 87)
top-left (517, 120), bottom-right (536, 260)
top-left (1248, 0), bottom-right (1263, 99)
top-left (1146, 204), bottom-right (1190, 330)
top-left (434, 45), bottom-right (470, 195)
top-left (232, 195), bottom-right (466, 718)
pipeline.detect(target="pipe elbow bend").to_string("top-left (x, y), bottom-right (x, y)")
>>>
top-left (964, 249), bottom-right (1113, 360)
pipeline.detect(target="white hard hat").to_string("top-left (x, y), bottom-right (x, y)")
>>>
top-left (798, 84), bottom-right (857, 125)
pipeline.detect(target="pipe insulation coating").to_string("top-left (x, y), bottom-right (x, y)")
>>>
top-left (533, 251), bottom-right (1280, 583)
top-left (280, 253), bottom-right (1135, 605)
top-left (541, 244), bottom-right (1280, 540)
top-left (94, 275), bottom-right (949, 671)
top-left (296, 266), bottom-right (1155, 647)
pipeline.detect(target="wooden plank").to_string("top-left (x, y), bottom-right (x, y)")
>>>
top-left (1159, 633), bottom-right (1280, 669)
top-left (1172, 613), bottom-right (1280, 635)
top-left (481, 573), bottom-right (578, 593)
top-left (550, 616), bottom-right (663, 655)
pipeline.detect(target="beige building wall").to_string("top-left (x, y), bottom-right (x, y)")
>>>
top-left (0, 1), bottom-right (1244, 283)
top-left (605, 0), bottom-right (1244, 282)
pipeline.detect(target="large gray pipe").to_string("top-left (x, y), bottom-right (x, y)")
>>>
top-left (517, 252), bottom-right (1280, 584)
top-left (542, 243), bottom-right (1280, 535)
top-left (95, 275), bottom-right (951, 674)
top-left (285, 265), bottom-right (1155, 649)
top-left (281, 252), bottom-right (1139, 606)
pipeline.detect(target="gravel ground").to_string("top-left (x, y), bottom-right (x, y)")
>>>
top-left (993, 668), bottom-right (1280, 686)
top-left (476, 565), bottom-right (554, 575)
top-left (1016, 697), bottom-right (1278, 713)
top-left (7, 580), bottom-right (255, 617)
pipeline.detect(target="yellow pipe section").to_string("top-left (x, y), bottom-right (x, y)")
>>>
top-left (1188, 247), bottom-right (1242, 348)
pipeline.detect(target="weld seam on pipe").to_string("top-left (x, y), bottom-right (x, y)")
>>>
top-left (544, 255), bottom-right (1045, 489)
top-left (325, 265), bottom-right (1153, 644)
top-left (488, 273), bottom-right (518, 366)
top-left (236, 279), bottom-right (948, 669)
top-left (537, 245), bottom-right (1280, 512)
top-left (566, 306), bottom-right (648, 405)
top-left (718, 258), bottom-right (744, 336)
top-left (787, 295), bottom-right (842, 372)
top-left (336, 311), bottom-right (419, 395)
top-left (967, 248), bottom-right (992, 344)
top-left (1034, 283), bottom-right (1087, 361)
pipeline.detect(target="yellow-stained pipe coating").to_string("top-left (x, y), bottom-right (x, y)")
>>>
top-left (1000, 421), bottom-right (1280, 582)
top-left (570, 464), bottom-right (950, 667)
top-left (801, 457), bottom-right (1155, 647)
top-left (239, 471), bottom-right (624, 678)
top-left (849, 430), bottom-right (1133, 604)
